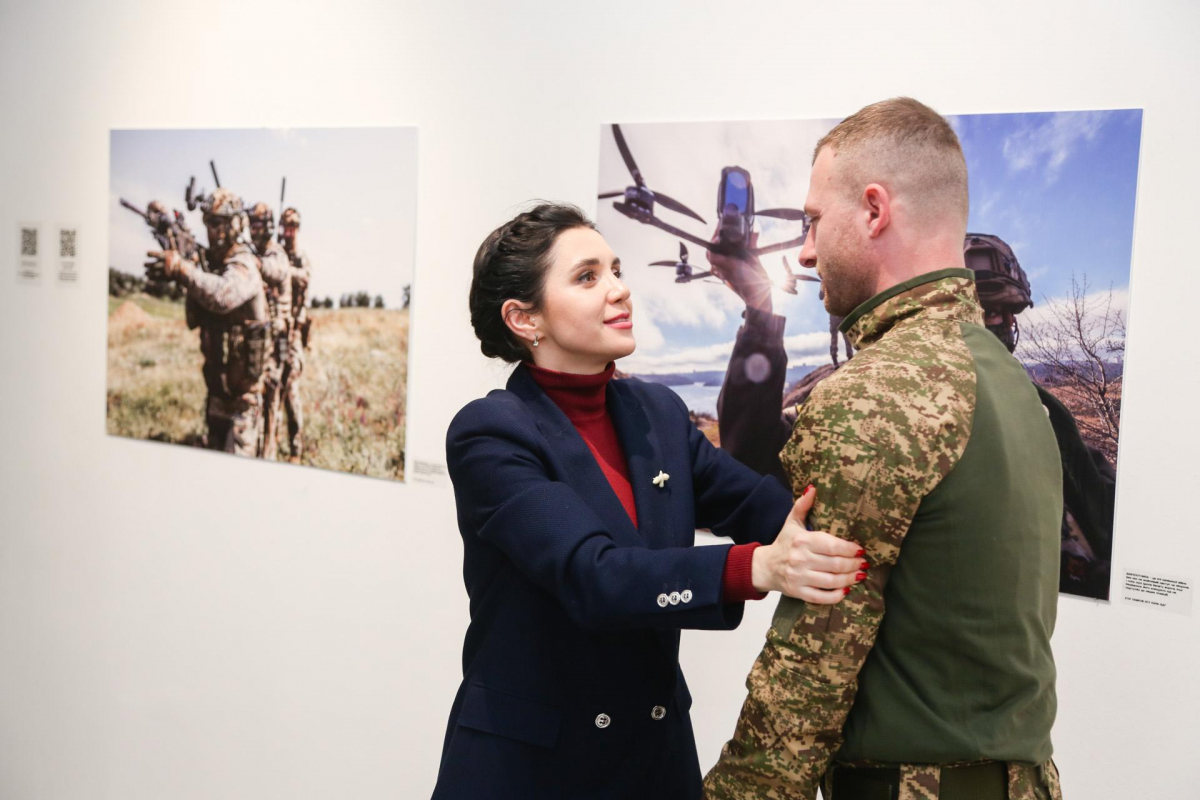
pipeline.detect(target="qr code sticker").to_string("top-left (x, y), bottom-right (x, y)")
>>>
top-left (60, 229), bottom-right (77, 258)
top-left (21, 227), bottom-right (38, 257)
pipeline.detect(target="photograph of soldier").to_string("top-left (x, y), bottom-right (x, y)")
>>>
top-left (595, 108), bottom-right (1141, 599)
top-left (108, 127), bottom-right (417, 481)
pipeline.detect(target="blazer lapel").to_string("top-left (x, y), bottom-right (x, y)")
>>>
top-left (606, 380), bottom-right (670, 548)
top-left (507, 365), bottom-right (643, 547)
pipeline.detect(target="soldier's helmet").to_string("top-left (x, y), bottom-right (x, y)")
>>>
top-left (248, 202), bottom-right (274, 223)
top-left (204, 188), bottom-right (246, 219)
top-left (280, 207), bottom-right (301, 229)
top-left (147, 200), bottom-right (167, 217)
top-left (201, 188), bottom-right (248, 249)
top-left (963, 233), bottom-right (1033, 313)
top-left (248, 202), bottom-right (275, 239)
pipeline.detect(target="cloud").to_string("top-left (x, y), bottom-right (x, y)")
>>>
top-left (620, 327), bottom-right (834, 375)
top-left (1001, 111), bottom-right (1107, 183)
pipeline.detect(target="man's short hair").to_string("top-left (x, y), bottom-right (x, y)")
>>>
top-left (814, 97), bottom-right (969, 225)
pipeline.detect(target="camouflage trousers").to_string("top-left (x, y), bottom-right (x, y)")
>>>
top-left (281, 346), bottom-right (304, 458)
top-left (261, 357), bottom-right (285, 461)
top-left (817, 760), bottom-right (1062, 800)
top-left (205, 392), bottom-right (263, 457)
top-left (261, 345), bottom-right (304, 460)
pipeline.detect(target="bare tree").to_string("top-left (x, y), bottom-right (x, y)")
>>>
top-left (1019, 274), bottom-right (1124, 464)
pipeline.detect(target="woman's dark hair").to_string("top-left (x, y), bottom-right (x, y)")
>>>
top-left (469, 202), bottom-right (596, 363)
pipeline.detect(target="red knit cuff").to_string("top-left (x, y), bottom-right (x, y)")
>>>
top-left (722, 543), bottom-right (767, 603)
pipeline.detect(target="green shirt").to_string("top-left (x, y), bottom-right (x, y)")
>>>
top-left (705, 269), bottom-right (1062, 799)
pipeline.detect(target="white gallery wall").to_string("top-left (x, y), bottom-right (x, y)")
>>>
top-left (1, 1), bottom-right (1196, 797)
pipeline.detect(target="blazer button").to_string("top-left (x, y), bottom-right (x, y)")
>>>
top-left (669, 591), bottom-right (681, 606)
top-left (657, 593), bottom-right (669, 608)
top-left (595, 713), bottom-right (611, 729)
top-left (651, 705), bottom-right (666, 721)
top-left (680, 590), bottom-right (693, 604)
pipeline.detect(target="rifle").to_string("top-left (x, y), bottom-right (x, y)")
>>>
top-left (120, 198), bottom-right (205, 265)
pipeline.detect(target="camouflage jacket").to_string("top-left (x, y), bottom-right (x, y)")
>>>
top-left (258, 240), bottom-right (293, 331)
top-left (285, 245), bottom-right (312, 326)
top-left (184, 243), bottom-right (270, 400)
top-left (182, 242), bottom-right (266, 321)
top-left (704, 269), bottom-right (1062, 800)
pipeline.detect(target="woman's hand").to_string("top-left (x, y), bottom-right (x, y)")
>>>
top-left (751, 485), bottom-right (867, 603)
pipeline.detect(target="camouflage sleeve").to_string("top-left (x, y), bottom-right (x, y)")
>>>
top-left (257, 245), bottom-right (291, 287)
top-left (291, 252), bottom-right (312, 288)
top-left (182, 255), bottom-right (263, 314)
top-left (704, 341), bottom-right (974, 800)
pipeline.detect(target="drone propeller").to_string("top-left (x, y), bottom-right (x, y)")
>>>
top-left (601, 125), bottom-right (707, 224)
top-left (654, 191), bottom-right (706, 224)
top-left (649, 241), bottom-right (692, 268)
top-left (782, 255), bottom-right (821, 285)
top-left (612, 124), bottom-right (645, 189)
top-left (757, 208), bottom-right (808, 221)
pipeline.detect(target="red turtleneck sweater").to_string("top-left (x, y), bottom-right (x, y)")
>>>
top-left (527, 362), bottom-right (764, 604)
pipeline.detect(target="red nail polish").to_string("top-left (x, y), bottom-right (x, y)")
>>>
top-left (843, 587), bottom-right (852, 595)
top-left (804, 484), bottom-right (814, 495)
top-left (856, 572), bottom-right (867, 582)
top-left (860, 561), bottom-right (870, 571)
top-left (855, 549), bottom-right (865, 558)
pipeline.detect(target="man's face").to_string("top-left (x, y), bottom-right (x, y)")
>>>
top-left (799, 147), bottom-right (877, 318)
top-left (249, 216), bottom-right (273, 250)
top-left (983, 305), bottom-right (1018, 352)
top-left (280, 222), bottom-right (299, 245)
top-left (204, 214), bottom-right (235, 253)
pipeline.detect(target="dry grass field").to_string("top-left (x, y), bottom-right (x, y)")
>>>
top-left (107, 295), bottom-right (408, 481)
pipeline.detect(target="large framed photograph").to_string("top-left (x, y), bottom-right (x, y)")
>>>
top-left (597, 109), bottom-right (1141, 599)
top-left (108, 127), bottom-right (417, 481)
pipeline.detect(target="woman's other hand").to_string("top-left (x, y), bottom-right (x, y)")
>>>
top-left (751, 485), bottom-right (866, 603)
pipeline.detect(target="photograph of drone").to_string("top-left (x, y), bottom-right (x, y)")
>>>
top-left (107, 126), bottom-right (417, 482)
top-left (596, 110), bottom-right (1142, 600)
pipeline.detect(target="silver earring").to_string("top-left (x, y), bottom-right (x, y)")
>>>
top-left (533, 334), bottom-right (539, 347)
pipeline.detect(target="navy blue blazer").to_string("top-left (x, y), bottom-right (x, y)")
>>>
top-left (431, 364), bottom-right (794, 800)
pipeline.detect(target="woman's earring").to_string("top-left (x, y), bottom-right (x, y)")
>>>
top-left (533, 334), bottom-right (539, 348)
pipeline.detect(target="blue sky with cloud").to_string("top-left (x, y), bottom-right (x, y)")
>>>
top-left (597, 109), bottom-right (1141, 377)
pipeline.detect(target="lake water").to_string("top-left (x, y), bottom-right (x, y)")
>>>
top-left (666, 383), bottom-right (722, 416)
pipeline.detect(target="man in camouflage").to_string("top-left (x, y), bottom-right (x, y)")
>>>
top-left (715, 232), bottom-right (1115, 602)
top-left (703, 98), bottom-right (1064, 800)
top-left (277, 207), bottom-right (312, 462)
top-left (248, 201), bottom-right (296, 460)
top-left (146, 188), bottom-right (270, 456)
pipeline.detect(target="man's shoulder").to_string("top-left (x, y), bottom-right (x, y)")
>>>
top-left (224, 244), bottom-right (260, 272)
top-left (805, 320), bottom-right (976, 445)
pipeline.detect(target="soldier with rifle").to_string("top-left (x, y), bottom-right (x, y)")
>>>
top-left (248, 201), bottom-right (295, 461)
top-left (277, 207), bottom-right (312, 462)
top-left (144, 187), bottom-right (270, 457)
top-left (120, 198), bottom-right (203, 261)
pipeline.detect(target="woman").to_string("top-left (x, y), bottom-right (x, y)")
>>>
top-left (432, 204), bottom-right (865, 799)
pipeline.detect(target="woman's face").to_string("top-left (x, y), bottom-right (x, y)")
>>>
top-left (533, 227), bottom-right (635, 373)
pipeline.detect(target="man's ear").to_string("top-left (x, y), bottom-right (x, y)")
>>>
top-left (501, 298), bottom-right (538, 345)
top-left (862, 183), bottom-right (891, 239)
